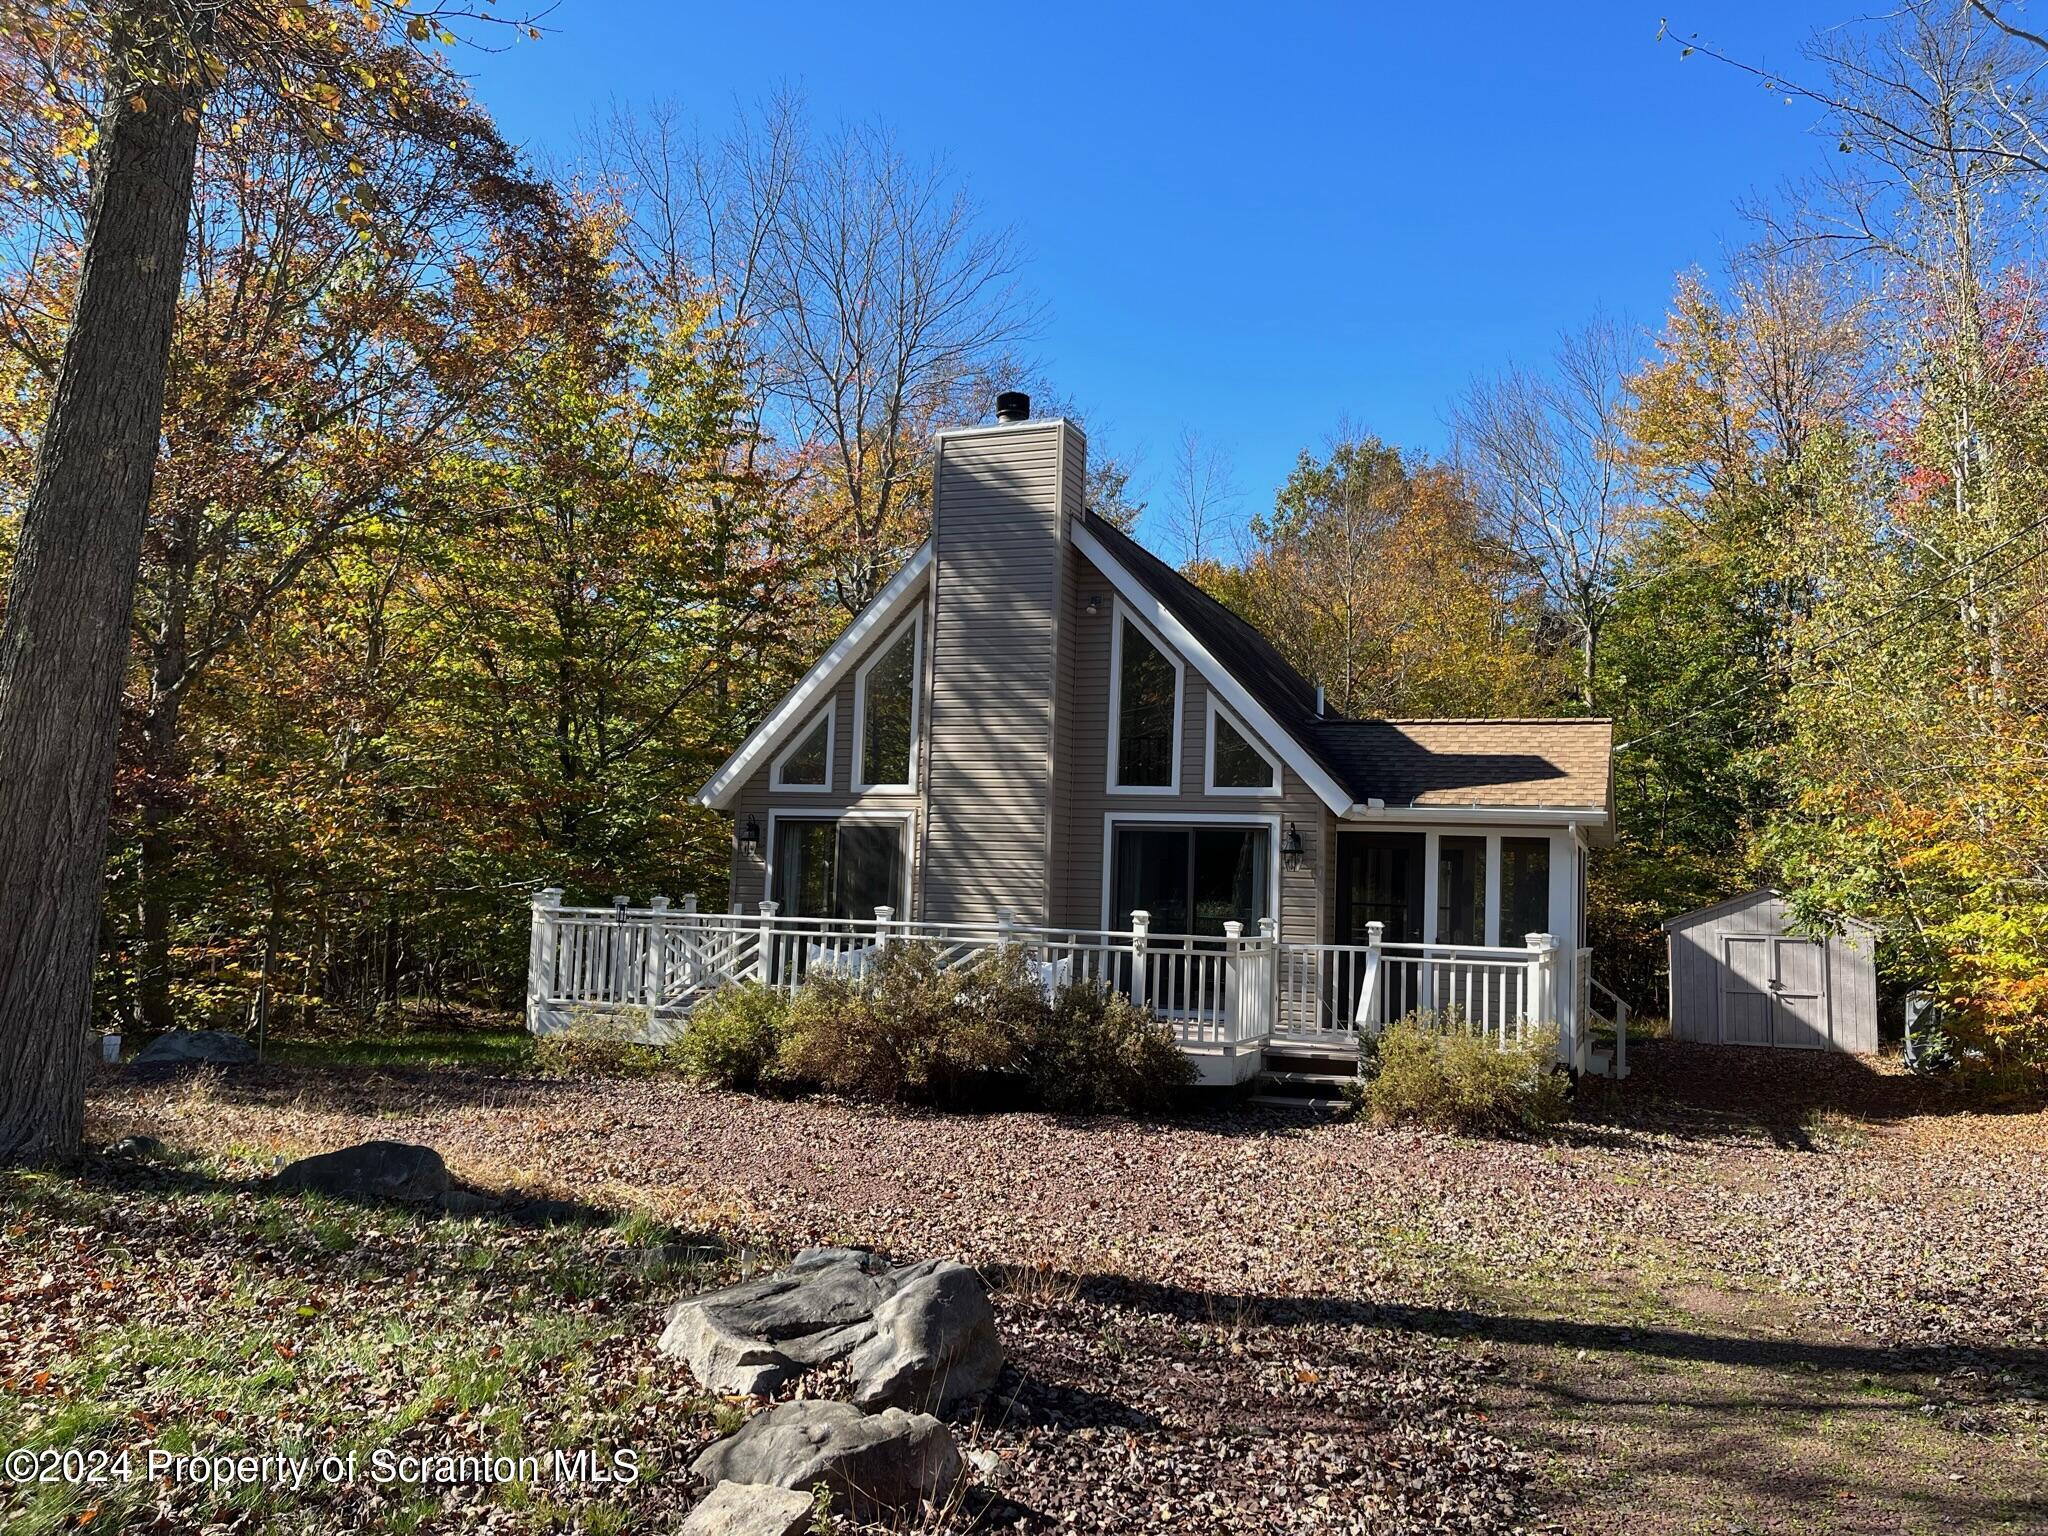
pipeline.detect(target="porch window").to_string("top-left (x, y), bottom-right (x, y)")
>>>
top-left (773, 817), bottom-right (904, 920)
top-left (772, 708), bottom-right (832, 790)
top-left (1110, 824), bottom-right (1270, 936)
top-left (856, 618), bottom-right (918, 789)
top-left (1436, 836), bottom-right (1487, 945)
top-left (1111, 614), bottom-right (1180, 789)
top-left (1501, 836), bottom-right (1551, 941)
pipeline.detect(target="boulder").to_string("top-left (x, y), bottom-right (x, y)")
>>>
top-left (691, 1401), bottom-right (961, 1522)
top-left (131, 1029), bottom-right (257, 1068)
top-left (659, 1247), bottom-right (898, 1396)
top-left (272, 1141), bottom-right (451, 1205)
top-left (847, 1261), bottom-right (1003, 1414)
top-left (680, 1480), bottom-right (814, 1536)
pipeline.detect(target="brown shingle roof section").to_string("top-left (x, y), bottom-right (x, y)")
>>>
top-left (1308, 718), bottom-right (1612, 809)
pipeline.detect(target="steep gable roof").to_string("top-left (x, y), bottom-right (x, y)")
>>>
top-left (1077, 510), bottom-right (1613, 820)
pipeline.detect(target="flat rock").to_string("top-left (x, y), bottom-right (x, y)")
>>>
top-left (680, 1479), bottom-right (814, 1536)
top-left (272, 1141), bottom-right (450, 1205)
top-left (659, 1247), bottom-right (896, 1396)
top-left (847, 1261), bottom-right (1002, 1414)
top-left (130, 1029), bottom-right (257, 1067)
top-left (690, 1401), bottom-right (961, 1522)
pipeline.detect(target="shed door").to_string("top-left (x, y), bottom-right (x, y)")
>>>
top-left (1772, 938), bottom-right (1830, 1049)
top-left (1720, 936), bottom-right (1774, 1045)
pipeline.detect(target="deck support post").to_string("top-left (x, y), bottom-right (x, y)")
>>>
top-left (1359, 920), bottom-right (1384, 1034)
top-left (529, 888), bottom-right (563, 1032)
top-left (1130, 909), bottom-right (1150, 1011)
top-left (1223, 921), bottom-right (1245, 1043)
top-left (1526, 931), bottom-right (1558, 1055)
top-left (758, 900), bottom-right (780, 987)
top-left (645, 896), bottom-right (670, 1006)
top-left (1259, 917), bottom-right (1280, 1036)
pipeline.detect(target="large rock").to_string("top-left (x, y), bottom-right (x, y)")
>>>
top-left (680, 1480), bottom-right (814, 1536)
top-left (272, 1141), bottom-right (451, 1205)
top-left (691, 1401), bottom-right (961, 1522)
top-left (848, 1261), bottom-right (1003, 1414)
top-left (660, 1249), bottom-right (1001, 1411)
top-left (131, 1029), bottom-right (257, 1068)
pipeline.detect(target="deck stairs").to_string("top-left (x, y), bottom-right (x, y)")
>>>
top-left (1251, 1040), bottom-right (1359, 1107)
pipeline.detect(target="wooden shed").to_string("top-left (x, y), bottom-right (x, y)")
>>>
top-left (1663, 890), bottom-right (1880, 1053)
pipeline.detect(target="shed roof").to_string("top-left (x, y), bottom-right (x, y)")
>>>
top-left (1661, 888), bottom-right (1882, 935)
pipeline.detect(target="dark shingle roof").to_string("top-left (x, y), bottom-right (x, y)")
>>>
top-left (1077, 509), bottom-right (1612, 814)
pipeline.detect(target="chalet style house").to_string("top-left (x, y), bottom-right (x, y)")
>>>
top-left (527, 396), bottom-right (1623, 1086)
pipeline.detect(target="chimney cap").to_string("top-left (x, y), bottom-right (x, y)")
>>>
top-left (994, 390), bottom-right (1031, 424)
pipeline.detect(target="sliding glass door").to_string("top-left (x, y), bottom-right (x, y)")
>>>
top-left (1110, 824), bottom-right (1270, 937)
top-left (773, 818), bottom-right (905, 922)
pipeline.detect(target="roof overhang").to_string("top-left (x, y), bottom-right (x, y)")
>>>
top-left (694, 543), bottom-right (934, 810)
top-left (1072, 519), bottom-right (1354, 816)
top-left (1340, 803), bottom-right (1611, 830)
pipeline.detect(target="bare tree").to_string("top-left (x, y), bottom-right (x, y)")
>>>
top-left (1164, 427), bottom-right (1239, 567)
top-left (1453, 318), bottom-right (1642, 709)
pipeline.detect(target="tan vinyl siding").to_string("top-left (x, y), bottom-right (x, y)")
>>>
top-left (725, 602), bottom-right (927, 914)
top-left (1054, 556), bottom-right (1324, 941)
top-left (919, 421), bottom-right (1082, 926)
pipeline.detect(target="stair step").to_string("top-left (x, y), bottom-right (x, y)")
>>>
top-left (1259, 1069), bottom-right (1355, 1086)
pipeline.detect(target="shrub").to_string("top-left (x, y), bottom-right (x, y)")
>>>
top-left (1348, 1011), bottom-right (1569, 1135)
top-left (1031, 980), bottom-right (1195, 1115)
top-left (775, 941), bottom-right (1043, 1107)
top-left (676, 983), bottom-right (790, 1091)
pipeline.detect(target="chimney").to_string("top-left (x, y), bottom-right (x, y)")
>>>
top-left (994, 390), bottom-right (1031, 424)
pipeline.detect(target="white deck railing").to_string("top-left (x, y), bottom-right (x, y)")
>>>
top-left (526, 894), bottom-right (1569, 1064)
top-left (527, 894), bottom-right (1278, 1053)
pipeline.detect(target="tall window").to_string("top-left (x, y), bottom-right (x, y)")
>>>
top-left (1437, 836), bottom-right (1487, 945)
top-left (1113, 615), bottom-right (1179, 789)
top-left (857, 620), bottom-right (918, 789)
top-left (1501, 836), bottom-right (1551, 942)
top-left (774, 818), bottom-right (904, 920)
top-left (773, 708), bottom-right (832, 790)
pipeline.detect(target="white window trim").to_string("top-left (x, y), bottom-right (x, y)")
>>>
top-left (763, 808), bottom-right (916, 918)
top-left (851, 609), bottom-right (923, 793)
top-left (1202, 694), bottom-right (1281, 796)
top-left (1106, 598), bottom-right (1184, 795)
top-left (1098, 810), bottom-right (1284, 937)
top-left (769, 699), bottom-right (836, 793)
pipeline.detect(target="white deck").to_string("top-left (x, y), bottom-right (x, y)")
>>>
top-left (526, 895), bottom-right (1627, 1077)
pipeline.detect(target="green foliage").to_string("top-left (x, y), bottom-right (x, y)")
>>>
top-left (775, 943), bottom-right (1042, 1108)
top-left (1031, 980), bottom-right (1195, 1115)
top-left (1348, 1013), bottom-right (1569, 1136)
top-left (675, 983), bottom-right (789, 1091)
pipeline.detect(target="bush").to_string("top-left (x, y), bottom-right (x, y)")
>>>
top-left (1348, 1011), bottom-right (1569, 1135)
top-left (775, 942), bottom-right (1044, 1108)
top-left (1032, 980), bottom-right (1195, 1115)
top-left (676, 983), bottom-right (790, 1091)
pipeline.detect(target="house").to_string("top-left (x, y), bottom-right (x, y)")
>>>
top-left (527, 395), bottom-right (1622, 1085)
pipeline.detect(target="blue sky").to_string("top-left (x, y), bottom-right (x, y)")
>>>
top-left (468, 2), bottom-right (1840, 532)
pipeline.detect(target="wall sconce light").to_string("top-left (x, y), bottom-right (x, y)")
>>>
top-left (1085, 593), bottom-right (1100, 615)
top-left (1282, 821), bottom-right (1308, 871)
top-left (738, 815), bottom-right (762, 857)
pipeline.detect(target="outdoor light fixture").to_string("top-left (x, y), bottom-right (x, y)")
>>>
top-left (738, 815), bottom-right (761, 856)
top-left (1085, 593), bottom-right (1100, 615)
top-left (1282, 821), bottom-right (1307, 870)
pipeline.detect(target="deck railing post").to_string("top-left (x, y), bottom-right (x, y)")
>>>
top-left (997, 907), bottom-right (1015, 950)
top-left (1526, 932), bottom-right (1558, 1056)
top-left (1259, 917), bottom-right (1280, 1036)
top-left (1360, 920), bottom-right (1384, 1033)
top-left (874, 905), bottom-right (895, 956)
top-left (1129, 909), bottom-right (1150, 1011)
top-left (646, 896), bottom-right (670, 1006)
top-left (1223, 920), bottom-right (1244, 1042)
top-left (758, 900), bottom-right (780, 988)
top-left (528, 888), bottom-right (563, 1032)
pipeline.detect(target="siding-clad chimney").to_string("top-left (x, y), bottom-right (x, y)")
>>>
top-left (919, 410), bottom-right (1086, 926)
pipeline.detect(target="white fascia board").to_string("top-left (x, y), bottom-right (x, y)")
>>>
top-left (1342, 804), bottom-right (1610, 828)
top-left (1071, 521), bottom-right (1352, 815)
top-left (695, 544), bottom-right (934, 810)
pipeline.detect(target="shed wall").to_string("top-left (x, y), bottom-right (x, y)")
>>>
top-left (1666, 891), bottom-right (1879, 1053)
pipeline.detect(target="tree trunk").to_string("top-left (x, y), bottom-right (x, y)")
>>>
top-left (0, 7), bottom-right (207, 1163)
